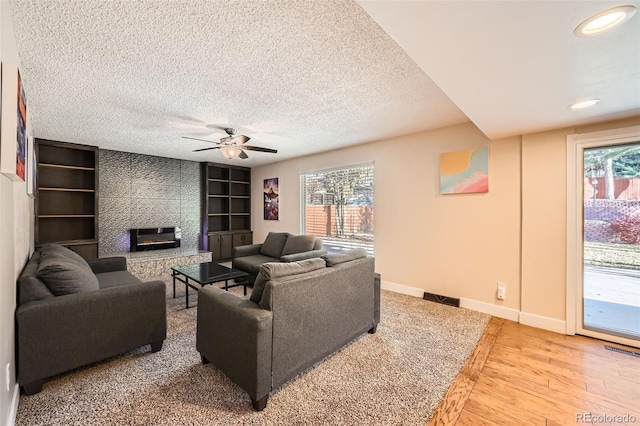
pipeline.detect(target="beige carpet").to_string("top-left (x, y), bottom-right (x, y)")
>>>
top-left (16, 279), bottom-right (490, 425)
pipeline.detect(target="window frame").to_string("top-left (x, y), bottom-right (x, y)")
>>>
top-left (300, 162), bottom-right (374, 254)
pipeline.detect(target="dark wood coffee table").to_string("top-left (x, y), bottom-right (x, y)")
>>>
top-left (171, 262), bottom-right (249, 308)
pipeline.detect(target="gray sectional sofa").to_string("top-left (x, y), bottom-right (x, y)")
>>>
top-left (16, 244), bottom-right (167, 395)
top-left (232, 232), bottom-right (326, 285)
top-left (197, 248), bottom-right (379, 410)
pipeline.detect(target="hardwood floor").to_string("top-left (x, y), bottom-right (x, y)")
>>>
top-left (429, 318), bottom-right (640, 425)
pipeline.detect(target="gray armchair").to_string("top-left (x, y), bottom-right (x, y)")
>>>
top-left (16, 244), bottom-right (167, 395)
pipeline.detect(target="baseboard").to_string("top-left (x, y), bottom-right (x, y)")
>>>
top-left (381, 282), bottom-right (520, 321)
top-left (460, 298), bottom-right (520, 322)
top-left (381, 281), bottom-right (564, 334)
top-left (520, 312), bottom-right (566, 334)
top-left (6, 383), bottom-right (19, 426)
top-left (380, 280), bottom-right (424, 298)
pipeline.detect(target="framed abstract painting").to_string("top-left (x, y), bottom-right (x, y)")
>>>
top-left (264, 177), bottom-right (279, 220)
top-left (440, 146), bottom-right (489, 194)
top-left (0, 63), bottom-right (27, 182)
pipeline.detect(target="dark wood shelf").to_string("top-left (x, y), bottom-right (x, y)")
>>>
top-left (39, 187), bottom-right (95, 193)
top-left (35, 139), bottom-right (99, 259)
top-left (202, 162), bottom-right (252, 260)
top-left (38, 163), bottom-right (95, 171)
top-left (39, 214), bottom-right (95, 218)
top-left (39, 239), bottom-right (98, 245)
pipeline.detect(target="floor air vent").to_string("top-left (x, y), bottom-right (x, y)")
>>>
top-left (423, 292), bottom-right (460, 307)
top-left (604, 345), bottom-right (640, 357)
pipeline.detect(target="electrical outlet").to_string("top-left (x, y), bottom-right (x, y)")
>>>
top-left (5, 363), bottom-right (10, 392)
top-left (497, 282), bottom-right (507, 300)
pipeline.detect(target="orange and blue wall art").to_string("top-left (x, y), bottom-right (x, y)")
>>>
top-left (440, 147), bottom-right (489, 194)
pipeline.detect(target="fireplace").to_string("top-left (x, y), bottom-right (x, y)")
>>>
top-left (130, 227), bottom-right (181, 252)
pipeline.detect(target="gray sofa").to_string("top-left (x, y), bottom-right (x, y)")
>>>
top-left (16, 244), bottom-right (167, 395)
top-left (232, 232), bottom-right (326, 285)
top-left (197, 248), bottom-right (379, 410)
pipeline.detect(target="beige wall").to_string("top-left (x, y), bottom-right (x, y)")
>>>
top-left (252, 122), bottom-right (523, 311)
top-left (253, 116), bottom-right (640, 328)
top-left (521, 127), bottom-right (571, 321)
top-left (521, 116), bottom-right (640, 324)
top-left (1, 2), bottom-right (33, 423)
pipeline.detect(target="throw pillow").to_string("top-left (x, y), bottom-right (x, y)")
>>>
top-left (249, 268), bottom-right (271, 304)
top-left (281, 235), bottom-right (316, 255)
top-left (262, 257), bottom-right (326, 278)
top-left (18, 250), bottom-right (54, 304)
top-left (41, 244), bottom-right (91, 269)
top-left (36, 252), bottom-right (100, 296)
top-left (18, 276), bottom-right (55, 305)
top-left (249, 258), bottom-right (327, 305)
top-left (259, 232), bottom-right (290, 258)
top-left (322, 248), bottom-right (367, 266)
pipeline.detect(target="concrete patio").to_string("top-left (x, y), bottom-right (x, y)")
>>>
top-left (584, 265), bottom-right (640, 339)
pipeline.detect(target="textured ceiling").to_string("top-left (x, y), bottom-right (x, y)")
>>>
top-left (8, 0), bottom-right (468, 166)
top-left (11, 1), bottom-right (638, 166)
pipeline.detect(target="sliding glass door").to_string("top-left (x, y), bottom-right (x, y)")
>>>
top-left (567, 127), bottom-right (640, 348)
top-left (582, 143), bottom-right (640, 341)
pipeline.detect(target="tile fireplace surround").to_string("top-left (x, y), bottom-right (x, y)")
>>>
top-left (121, 248), bottom-right (212, 281)
top-left (98, 150), bottom-right (201, 257)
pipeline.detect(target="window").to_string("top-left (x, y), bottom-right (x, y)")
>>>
top-left (301, 163), bottom-right (374, 255)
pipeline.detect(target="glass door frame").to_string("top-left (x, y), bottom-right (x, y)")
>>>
top-left (566, 125), bottom-right (640, 348)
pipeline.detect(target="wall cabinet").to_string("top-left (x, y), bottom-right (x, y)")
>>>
top-left (208, 233), bottom-right (232, 261)
top-left (202, 163), bottom-right (253, 261)
top-left (232, 232), bottom-right (253, 248)
top-left (35, 139), bottom-right (99, 259)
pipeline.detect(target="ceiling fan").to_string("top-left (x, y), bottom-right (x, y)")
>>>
top-left (182, 128), bottom-right (277, 160)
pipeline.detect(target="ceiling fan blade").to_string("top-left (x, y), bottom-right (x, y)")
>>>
top-left (182, 136), bottom-right (220, 144)
top-left (243, 146), bottom-right (278, 153)
top-left (239, 150), bottom-right (249, 159)
top-left (192, 146), bottom-right (221, 152)
top-left (229, 135), bottom-right (250, 145)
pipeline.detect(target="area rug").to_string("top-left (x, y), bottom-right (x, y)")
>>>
top-left (15, 279), bottom-right (490, 425)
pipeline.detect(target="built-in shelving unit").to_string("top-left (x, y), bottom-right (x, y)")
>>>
top-left (35, 139), bottom-right (99, 259)
top-left (201, 162), bottom-right (252, 261)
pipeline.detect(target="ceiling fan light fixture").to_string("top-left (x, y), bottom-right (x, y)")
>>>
top-left (186, 126), bottom-right (275, 158)
top-left (568, 98), bottom-right (600, 109)
top-left (574, 5), bottom-right (636, 36)
top-left (221, 146), bottom-right (242, 159)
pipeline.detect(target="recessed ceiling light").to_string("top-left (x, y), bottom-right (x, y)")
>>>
top-left (569, 99), bottom-right (601, 109)
top-left (574, 5), bottom-right (636, 36)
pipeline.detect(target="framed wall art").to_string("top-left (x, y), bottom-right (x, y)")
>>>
top-left (0, 63), bottom-right (27, 181)
top-left (440, 146), bottom-right (489, 194)
top-left (263, 177), bottom-right (279, 220)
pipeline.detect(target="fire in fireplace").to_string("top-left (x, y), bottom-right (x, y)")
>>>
top-left (130, 227), bottom-right (181, 252)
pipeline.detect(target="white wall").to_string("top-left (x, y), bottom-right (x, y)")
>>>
top-left (252, 122), bottom-right (523, 315)
top-left (0, 2), bottom-right (33, 423)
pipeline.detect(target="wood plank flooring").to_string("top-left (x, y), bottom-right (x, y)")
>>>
top-left (429, 318), bottom-right (640, 425)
